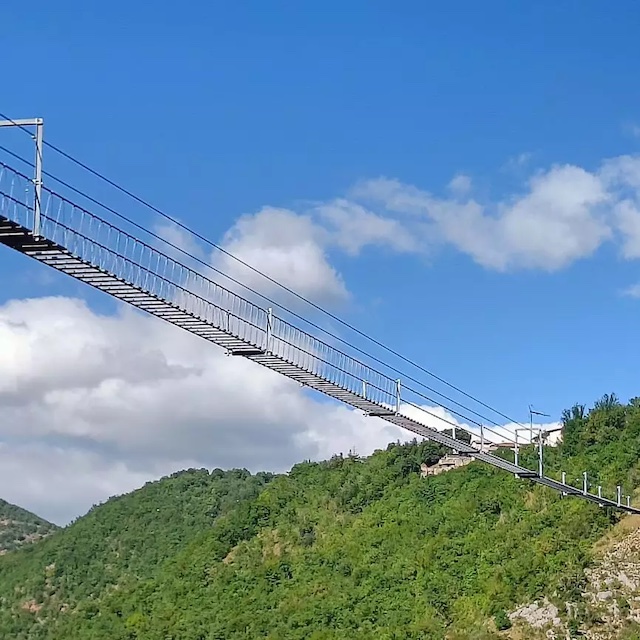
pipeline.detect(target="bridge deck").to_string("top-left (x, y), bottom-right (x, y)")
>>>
top-left (1, 161), bottom-right (637, 515)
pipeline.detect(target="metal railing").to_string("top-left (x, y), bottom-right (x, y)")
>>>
top-left (2, 160), bottom-right (640, 513)
top-left (0, 162), bottom-right (399, 410)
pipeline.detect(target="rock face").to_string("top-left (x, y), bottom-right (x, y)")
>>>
top-left (510, 598), bottom-right (562, 631)
top-left (420, 454), bottom-right (474, 477)
top-left (507, 516), bottom-right (640, 640)
top-left (580, 517), bottom-right (640, 639)
top-left (0, 499), bottom-right (58, 554)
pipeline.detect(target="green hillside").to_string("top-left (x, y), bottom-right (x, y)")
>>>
top-left (1, 394), bottom-right (640, 639)
top-left (0, 499), bottom-right (57, 555)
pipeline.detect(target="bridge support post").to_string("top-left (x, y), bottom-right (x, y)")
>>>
top-left (537, 428), bottom-right (543, 477)
top-left (265, 308), bottom-right (273, 353)
top-left (0, 117), bottom-right (44, 236)
top-left (34, 119), bottom-right (43, 237)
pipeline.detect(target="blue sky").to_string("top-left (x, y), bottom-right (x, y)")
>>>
top-left (3, 1), bottom-right (640, 520)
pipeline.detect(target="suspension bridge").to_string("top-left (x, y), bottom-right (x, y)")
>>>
top-left (0, 117), bottom-right (637, 515)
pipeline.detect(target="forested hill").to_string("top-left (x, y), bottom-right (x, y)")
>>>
top-left (0, 499), bottom-right (57, 555)
top-left (1, 394), bottom-right (640, 639)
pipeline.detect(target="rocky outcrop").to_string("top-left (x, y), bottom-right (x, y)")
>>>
top-left (506, 516), bottom-right (640, 639)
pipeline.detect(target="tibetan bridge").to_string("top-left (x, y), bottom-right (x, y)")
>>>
top-left (0, 120), bottom-right (637, 515)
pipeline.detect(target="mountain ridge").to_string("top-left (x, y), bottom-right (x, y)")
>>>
top-left (1, 393), bottom-right (639, 639)
top-left (0, 498), bottom-right (57, 556)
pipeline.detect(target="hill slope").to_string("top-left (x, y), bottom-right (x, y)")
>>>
top-left (1, 394), bottom-right (640, 639)
top-left (0, 499), bottom-right (57, 555)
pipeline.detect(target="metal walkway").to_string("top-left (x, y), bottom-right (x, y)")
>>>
top-left (0, 160), bottom-right (637, 515)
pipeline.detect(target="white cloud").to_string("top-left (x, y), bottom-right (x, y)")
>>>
top-left (623, 122), bottom-right (640, 139)
top-left (358, 167), bottom-right (612, 271)
top-left (148, 152), bottom-right (640, 317)
top-left (483, 165), bottom-right (611, 270)
top-left (402, 404), bottom-right (560, 445)
top-left (217, 206), bottom-right (349, 307)
top-left (622, 283), bottom-right (640, 298)
top-left (502, 152), bottom-right (533, 172)
top-left (612, 199), bottom-right (640, 259)
top-left (0, 295), bottom-right (562, 524)
top-left (15, 149), bottom-right (640, 524)
top-left (0, 296), bottom-right (406, 524)
top-left (155, 220), bottom-right (205, 260)
top-left (448, 174), bottom-right (472, 195)
top-left (0, 443), bottom-right (162, 526)
top-left (351, 155), bottom-right (640, 271)
top-left (315, 198), bottom-right (422, 255)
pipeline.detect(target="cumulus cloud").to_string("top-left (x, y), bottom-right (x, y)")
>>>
top-left (0, 293), bottom-right (570, 525)
top-left (353, 168), bottom-right (610, 271)
top-left (154, 220), bottom-right (205, 260)
top-left (14, 150), bottom-right (640, 523)
top-left (0, 296), bottom-right (407, 524)
top-left (623, 123), bottom-right (640, 139)
top-left (145, 152), bottom-right (640, 317)
top-left (0, 295), bottom-right (558, 524)
top-left (217, 206), bottom-right (349, 307)
top-left (447, 174), bottom-right (473, 195)
top-left (0, 443), bottom-right (162, 526)
top-left (622, 283), bottom-right (640, 298)
top-left (315, 199), bottom-right (422, 256)
top-left (402, 404), bottom-right (560, 445)
top-left (352, 154), bottom-right (640, 272)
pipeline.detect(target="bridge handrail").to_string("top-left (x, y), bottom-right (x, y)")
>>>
top-left (0, 161), bottom-right (518, 445)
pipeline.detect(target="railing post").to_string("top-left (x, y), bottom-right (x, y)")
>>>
top-left (480, 424), bottom-right (484, 451)
top-left (617, 485), bottom-right (622, 507)
top-left (582, 472), bottom-right (588, 495)
top-left (598, 485), bottom-right (602, 498)
top-left (538, 428), bottom-right (543, 477)
top-left (362, 380), bottom-right (367, 399)
top-left (395, 379), bottom-right (401, 414)
top-left (265, 308), bottom-right (273, 353)
top-left (33, 118), bottom-right (43, 237)
top-left (0, 117), bottom-right (44, 235)
top-left (627, 496), bottom-right (631, 508)
top-left (514, 430), bottom-right (519, 467)
top-left (561, 471), bottom-right (567, 497)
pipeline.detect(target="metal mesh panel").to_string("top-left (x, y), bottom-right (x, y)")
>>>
top-left (0, 162), bottom-right (399, 409)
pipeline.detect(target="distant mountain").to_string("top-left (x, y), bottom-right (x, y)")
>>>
top-left (0, 499), bottom-right (58, 554)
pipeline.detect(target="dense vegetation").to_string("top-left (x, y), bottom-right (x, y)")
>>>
top-left (1, 393), bottom-right (640, 639)
top-left (0, 499), bottom-right (57, 555)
